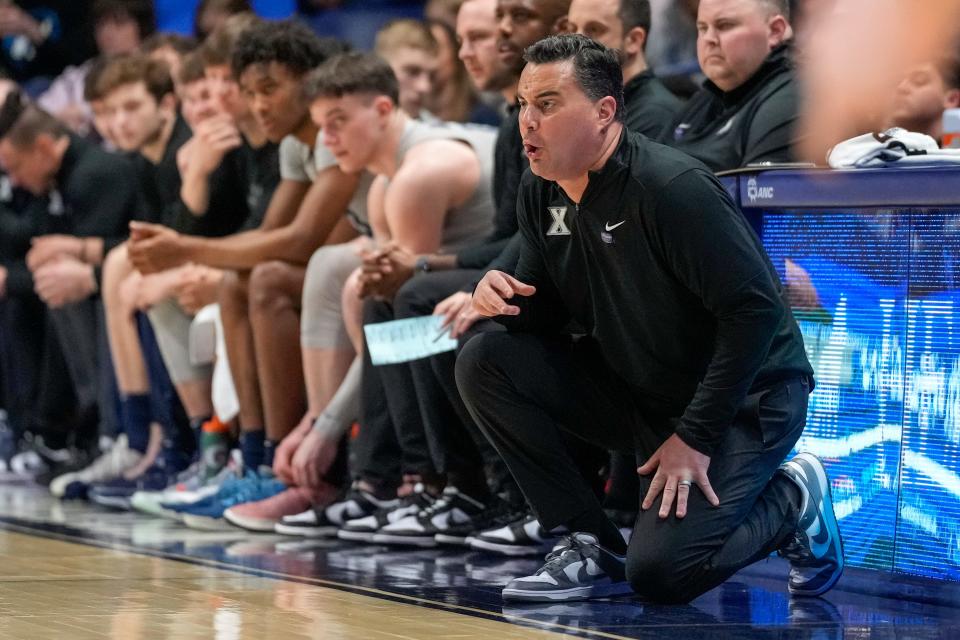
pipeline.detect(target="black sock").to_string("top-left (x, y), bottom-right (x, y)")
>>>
top-left (567, 507), bottom-right (628, 555)
top-left (262, 439), bottom-right (277, 469)
top-left (240, 430), bottom-right (265, 470)
top-left (120, 394), bottom-right (151, 453)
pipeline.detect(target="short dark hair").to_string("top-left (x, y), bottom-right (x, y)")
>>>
top-left (92, 0), bottom-right (156, 39)
top-left (619, 0), bottom-right (651, 36)
top-left (96, 54), bottom-right (175, 104)
top-left (304, 52), bottom-right (399, 105)
top-left (523, 34), bottom-right (625, 122)
top-left (0, 94), bottom-right (68, 148)
top-left (83, 55), bottom-right (111, 102)
top-left (231, 19), bottom-right (350, 80)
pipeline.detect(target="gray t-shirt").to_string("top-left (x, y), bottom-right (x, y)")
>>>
top-left (279, 132), bottom-right (374, 236)
top-left (279, 134), bottom-right (318, 182)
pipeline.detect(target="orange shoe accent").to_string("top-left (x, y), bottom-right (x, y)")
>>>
top-left (202, 416), bottom-right (230, 433)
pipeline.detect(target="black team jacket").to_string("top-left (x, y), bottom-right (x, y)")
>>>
top-left (500, 130), bottom-right (813, 456)
top-left (624, 69), bottom-right (684, 140)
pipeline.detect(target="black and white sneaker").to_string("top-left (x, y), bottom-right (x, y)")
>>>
top-left (777, 452), bottom-right (845, 597)
top-left (373, 486), bottom-right (486, 547)
top-left (501, 532), bottom-right (633, 602)
top-left (469, 513), bottom-right (563, 556)
top-left (275, 485), bottom-right (399, 537)
top-left (337, 483), bottom-right (435, 543)
top-left (435, 496), bottom-right (526, 546)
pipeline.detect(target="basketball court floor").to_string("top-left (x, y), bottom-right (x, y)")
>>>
top-left (0, 484), bottom-right (957, 639)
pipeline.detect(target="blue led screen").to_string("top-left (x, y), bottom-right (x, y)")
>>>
top-left (761, 205), bottom-right (960, 581)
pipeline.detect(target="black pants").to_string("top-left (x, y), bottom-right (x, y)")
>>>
top-left (393, 271), bottom-right (509, 497)
top-left (353, 296), bottom-right (438, 488)
top-left (605, 451), bottom-right (640, 514)
top-left (456, 332), bottom-right (807, 604)
top-left (47, 297), bottom-right (118, 448)
top-left (0, 295), bottom-right (69, 439)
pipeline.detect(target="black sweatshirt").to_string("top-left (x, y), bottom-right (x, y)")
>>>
top-left (240, 140), bottom-right (280, 231)
top-left (0, 176), bottom-right (43, 258)
top-left (455, 104), bottom-right (523, 269)
top-left (501, 130), bottom-right (813, 456)
top-left (0, 176), bottom-right (48, 297)
top-left (659, 44), bottom-right (801, 172)
top-left (624, 70), bottom-right (685, 140)
top-left (134, 116), bottom-right (250, 238)
top-left (133, 116), bottom-right (191, 226)
top-left (30, 135), bottom-right (140, 288)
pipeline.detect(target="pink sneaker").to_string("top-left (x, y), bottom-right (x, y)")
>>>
top-left (224, 486), bottom-right (336, 532)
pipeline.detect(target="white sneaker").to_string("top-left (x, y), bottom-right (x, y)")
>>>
top-left (49, 435), bottom-right (142, 498)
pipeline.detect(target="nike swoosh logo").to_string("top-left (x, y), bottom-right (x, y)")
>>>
top-left (605, 221), bottom-right (626, 231)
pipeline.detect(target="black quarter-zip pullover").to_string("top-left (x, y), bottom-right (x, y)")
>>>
top-left (660, 44), bottom-right (801, 172)
top-left (501, 130), bottom-right (813, 455)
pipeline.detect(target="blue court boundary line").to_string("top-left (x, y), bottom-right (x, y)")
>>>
top-left (0, 515), bottom-right (634, 640)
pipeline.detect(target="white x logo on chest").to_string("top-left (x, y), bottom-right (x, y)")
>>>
top-left (546, 206), bottom-right (571, 236)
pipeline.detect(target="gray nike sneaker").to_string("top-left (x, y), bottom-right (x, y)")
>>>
top-left (777, 452), bottom-right (845, 597)
top-left (501, 532), bottom-right (633, 602)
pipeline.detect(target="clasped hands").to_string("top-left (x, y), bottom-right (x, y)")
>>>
top-left (27, 235), bottom-right (95, 308)
top-left (356, 242), bottom-right (417, 300)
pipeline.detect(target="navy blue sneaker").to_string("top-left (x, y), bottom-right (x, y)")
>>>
top-left (88, 465), bottom-right (175, 510)
top-left (88, 446), bottom-right (192, 510)
top-left (777, 453), bottom-right (845, 597)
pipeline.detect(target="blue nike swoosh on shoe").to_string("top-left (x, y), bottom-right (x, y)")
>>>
top-left (780, 453), bottom-right (845, 597)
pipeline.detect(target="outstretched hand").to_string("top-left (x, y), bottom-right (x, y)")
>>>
top-left (638, 434), bottom-right (719, 519)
